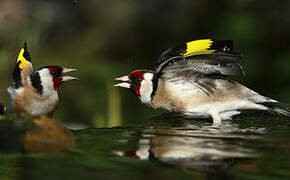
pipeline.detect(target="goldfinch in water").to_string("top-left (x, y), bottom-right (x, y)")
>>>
top-left (115, 39), bottom-right (290, 125)
top-left (7, 44), bottom-right (77, 117)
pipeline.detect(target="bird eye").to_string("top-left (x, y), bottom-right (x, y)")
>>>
top-left (51, 69), bottom-right (62, 77)
top-left (132, 78), bottom-right (142, 84)
top-left (51, 71), bottom-right (57, 77)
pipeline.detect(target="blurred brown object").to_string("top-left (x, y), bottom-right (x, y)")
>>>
top-left (0, 103), bottom-right (7, 115)
top-left (24, 116), bottom-right (76, 153)
top-left (0, 0), bottom-right (26, 31)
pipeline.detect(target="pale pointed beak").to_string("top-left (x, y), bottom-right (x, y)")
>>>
top-left (115, 75), bottom-right (129, 81)
top-left (114, 75), bottom-right (131, 88)
top-left (62, 76), bottom-right (78, 82)
top-left (61, 67), bottom-right (78, 82)
top-left (114, 82), bottom-right (131, 88)
top-left (62, 68), bottom-right (77, 74)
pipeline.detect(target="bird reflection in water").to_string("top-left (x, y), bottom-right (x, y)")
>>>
top-left (113, 115), bottom-right (264, 172)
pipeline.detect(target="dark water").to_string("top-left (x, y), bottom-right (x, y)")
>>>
top-left (1, 113), bottom-right (290, 180)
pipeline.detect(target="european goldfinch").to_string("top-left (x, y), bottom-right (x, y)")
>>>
top-left (8, 44), bottom-right (77, 117)
top-left (115, 39), bottom-right (290, 125)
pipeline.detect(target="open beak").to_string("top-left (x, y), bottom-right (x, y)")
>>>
top-left (62, 68), bottom-right (78, 82)
top-left (114, 75), bottom-right (131, 88)
top-left (62, 68), bottom-right (77, 73)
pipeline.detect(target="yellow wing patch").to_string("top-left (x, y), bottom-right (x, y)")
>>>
top-left (17, 48), bottom-right (30, 69)
top-left (183, 39), bottom-right (215, 56)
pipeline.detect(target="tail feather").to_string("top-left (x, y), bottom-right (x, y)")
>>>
top-left (261, 102), bottom-right (290, 117)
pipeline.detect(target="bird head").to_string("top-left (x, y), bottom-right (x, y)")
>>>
top-left (30, 66), bottom-right (77, 97)
top-left (114, 70), bottom-right (156, 104)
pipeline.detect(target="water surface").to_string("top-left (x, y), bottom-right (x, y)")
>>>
top-left (1, 113), bottom-right (290, 180)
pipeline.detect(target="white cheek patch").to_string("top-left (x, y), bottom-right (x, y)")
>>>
top-left (38, 69), bottom-right (57, 98)
top-left (139, 73), bottom-right (153, 104)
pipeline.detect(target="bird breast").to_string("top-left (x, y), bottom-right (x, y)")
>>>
top-left (150, 79), bottom-right (193, 112)
top-left (12, 87), bottom-right (59, 116)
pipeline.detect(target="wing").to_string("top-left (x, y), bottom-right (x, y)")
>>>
top-left (13, 42), bottom-right (33, 88)
top-left (155, 39), bottom-right (243, 95)
top-left (156, 39), bottom-right (244, 77)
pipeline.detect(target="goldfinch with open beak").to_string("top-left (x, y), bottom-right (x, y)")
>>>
top-left (115, 39), bottom-right (290, 125)
top-left (7, 44), bottom-right (77, 117)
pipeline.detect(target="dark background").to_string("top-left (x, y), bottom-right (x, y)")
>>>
top-left (0, 0), bottom-right (289, 127)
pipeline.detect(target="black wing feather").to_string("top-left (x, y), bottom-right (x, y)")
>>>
top-left (156, 39), bottom-right (244, 77)
top-left (157, 40), bottom-right (237, 66)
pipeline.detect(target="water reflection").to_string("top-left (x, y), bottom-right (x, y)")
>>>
top-left (0, 115), bottom-right (76, 153)
top-left (1, 114), bottom-right (289, 179)
top-left (113, 116), bottom-right (264, 172)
